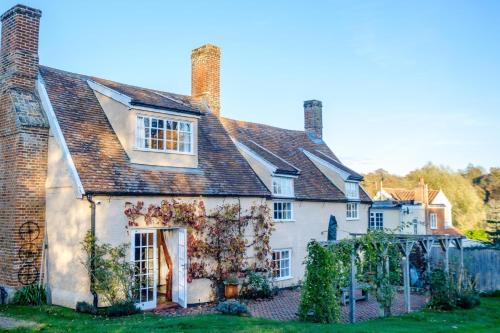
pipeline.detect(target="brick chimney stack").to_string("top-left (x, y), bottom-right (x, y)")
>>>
top-left (0, 4), bottom-right (48, 294)
top-left (191, 44), bottom-right (221, 116)
top-left (0, 4), bottom-right (42, 91)
top-left (304, 100), bottom-right (323, 140)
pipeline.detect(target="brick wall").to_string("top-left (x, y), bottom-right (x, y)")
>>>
top-left (0, 4), bottom-right (48, 291)
top-left (191, 44), bottom-right (221, 116)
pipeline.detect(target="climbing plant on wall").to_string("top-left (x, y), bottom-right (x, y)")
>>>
top-left (124, 199), bottom-right (274, 298)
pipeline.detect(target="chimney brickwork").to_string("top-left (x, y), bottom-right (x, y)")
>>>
top-left (0, 4), bottom-right (48, 292)
top-left (304, 99), bottom-right (323, 139)
top-left (191, 44), bottom-right (221, 116)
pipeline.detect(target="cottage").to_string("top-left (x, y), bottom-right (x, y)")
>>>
top-left (372, 178), bottom-right (460, 235)
top-left (0, 4), bottom-right (371, 309)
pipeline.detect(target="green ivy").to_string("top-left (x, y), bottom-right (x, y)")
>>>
top-left (298, 240), bottom-right (340, 323)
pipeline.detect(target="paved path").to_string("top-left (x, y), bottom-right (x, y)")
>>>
top-left (0, 314), bottom-right (38, 329)
top-left (247, 289), bottom-right (427, 322)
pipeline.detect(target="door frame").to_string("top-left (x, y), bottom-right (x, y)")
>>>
top-left (130, 229), bottom-right (158, 310)
top-left (130, 227), bottom-right (188, 309)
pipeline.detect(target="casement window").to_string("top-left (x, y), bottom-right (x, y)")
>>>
top-left (273, 201), bottom-right (293, 221)
top-left (430, 213), bottom-right (437, 229)
top-left (369, 212), bottom-right (384, 230)
top-left (346, 202), bottom-right (359, 220)
top-left (272, 249), bottom-right (291, 280)
top-left (345, 182), bottom-right (360, 200)
top-left (136, 115), bottom-right (193, 153)
top-left (272, 177), bottom-right (294, 197)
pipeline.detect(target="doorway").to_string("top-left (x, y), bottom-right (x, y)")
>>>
top-left (131, 228), bottom-right (187, 310)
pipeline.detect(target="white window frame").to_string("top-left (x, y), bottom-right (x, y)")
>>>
top-left (273, 200), bottom-right (294, 222)
top-left (369, 212), bottom-right (384, 230)
top-left (430, 213), bottom-right (437, 229)
top-left (272, 176), bottom-right (294, 198)
top-left (345, 181), bottom-right (360, 200)
top-left (346, 202), bottom-right (359, 220)
top-left (136, 115), bottom-right (193, 154)
top-left (272, 248), bottom-right (292, 280)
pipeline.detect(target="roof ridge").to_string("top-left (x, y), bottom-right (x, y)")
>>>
top-left (40, 65), bottom-right (194, 102)
top-left (221, 116), bottom-right (305, 134)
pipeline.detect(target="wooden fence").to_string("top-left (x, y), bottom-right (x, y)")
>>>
top-left (431, 247), bottom-right (500, 291)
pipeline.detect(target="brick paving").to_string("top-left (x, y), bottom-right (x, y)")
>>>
top-left (155, 289), bottom-right (427, 323)
top-left (247, 289), bottom-right (427, 323)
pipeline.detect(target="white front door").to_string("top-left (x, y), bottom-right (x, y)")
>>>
top-left (177, 228), bottom-right (188, 308)
top-left (131, 229), bottom-right (157, 310)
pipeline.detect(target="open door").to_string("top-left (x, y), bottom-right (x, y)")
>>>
top-left (177, 228), bottom-right (188, 308)
top-left (131, 229), bottom-right (157, 310)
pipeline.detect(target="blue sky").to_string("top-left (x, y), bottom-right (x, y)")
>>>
top-left (5, 0), bottom-right (499, 175)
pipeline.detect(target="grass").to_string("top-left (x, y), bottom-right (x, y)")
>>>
top-left (0, 297), bottom-right (499, 333)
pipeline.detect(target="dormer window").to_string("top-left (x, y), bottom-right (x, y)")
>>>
top-left (136, 115), bottom-right (193, 154)
top-left (345, 181), bottom-right (359, 200)
top-left (272, 176), bottom-right (294, 198)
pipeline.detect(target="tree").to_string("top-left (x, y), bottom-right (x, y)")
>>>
top-left (361, 169), bottom-right (408, 197)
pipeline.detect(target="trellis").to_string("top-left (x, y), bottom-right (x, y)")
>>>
top-left (328, 233), bottom-right (464, 323)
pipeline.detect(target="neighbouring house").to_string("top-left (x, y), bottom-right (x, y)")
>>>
top-left (0, 4), bottom-right (371, 310)
top-left (372, 178), bottom-right (460, 235)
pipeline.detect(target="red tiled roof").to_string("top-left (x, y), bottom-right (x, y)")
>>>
top-left (40, 66), bottom-right (270, 197)
top-left (221, 117), bottom-right (371, 202)
top-left (383, 188), bottom-right (441, 204)
top-left (40, 65), bottom-right (370, 202)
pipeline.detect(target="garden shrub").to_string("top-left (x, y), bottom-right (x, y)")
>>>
top-left (427, 268), bottom-right (457, 310)
top-left (299, 240), bottom-right (339, 323)
top-left (12, 284), bottom-right (46, 306)
top-left (75, 301), bottom-right (98, 315)
top-left (240, 272), bottom-right (276, 300)
top-left (457, 293), bottom-right (481, 309)
top-left (105, 300), bottom-right (141, 317)
top-left (216, 300), bottom-right (249, 315)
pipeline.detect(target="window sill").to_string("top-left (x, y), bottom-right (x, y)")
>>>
top-left (133, 147), bottom-right (195, 156)
top-left (273, 276), bottom-right (293, 282)
top-left (273, 219), bottom-right (295, 223)
top-left (346, 217), bottom-right (360, 221)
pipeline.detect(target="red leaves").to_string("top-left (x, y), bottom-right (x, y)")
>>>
top-left (123, 200), bottom-right (273, 284)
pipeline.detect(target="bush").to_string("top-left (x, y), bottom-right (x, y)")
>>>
top-left (216, 300), bottom-right (249, 315)
top-left (240, 272), bottom-right (276, 300)
top-left (480, 290), bottom-right (500, 298)
top-left (104, 300), bottom-right (141, 317)
top-left (457, 293), bottom-right (481, 309)
top-left (12, 284), bottom-right (46, 306)
top-left (427, 268), bottom-right (456, 310)
top-left (75, 301), bottom-right (98, 315)
top-left (298, 241), bottom-right (339, 323)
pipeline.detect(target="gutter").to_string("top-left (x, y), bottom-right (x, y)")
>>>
top-left (85, 194), bottom-right (99, 308)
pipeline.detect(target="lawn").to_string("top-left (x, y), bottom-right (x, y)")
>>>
top-left (0, 297), bottom-right (499, 333)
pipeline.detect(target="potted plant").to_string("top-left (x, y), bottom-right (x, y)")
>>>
top-left (224, 275), bottom-right (240, 299)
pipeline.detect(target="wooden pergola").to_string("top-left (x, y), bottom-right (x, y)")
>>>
top-left (326, 233), bottom-right (465, 323)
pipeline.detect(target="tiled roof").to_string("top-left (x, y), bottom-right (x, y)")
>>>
top-left (92, 77), bottom-right (201, 115)
top-left (39, 66), bottom-right (270, 197)
top-left (383, 188), bottom-right (417, 201)
top-left (239, 139), bottom-right (300, 175)
top-left (383, 188), bottom-right (441, 204)
top-left (221, 117), bottom-right (371, 203)
top-left (428, 189), bottom-right (439, 203)
top-left (306, 150), bottom-right (363, 181)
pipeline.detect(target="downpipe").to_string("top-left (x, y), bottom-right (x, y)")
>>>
top-left (86, 194), bottom-right (99, 308)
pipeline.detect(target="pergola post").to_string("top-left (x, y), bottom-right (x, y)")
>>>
top-left (349, 245), bottom-right (357, 323)
top-left (399, 240), bottom-right (415, 313)
top-left (439, 238), bottom-right (451, 275)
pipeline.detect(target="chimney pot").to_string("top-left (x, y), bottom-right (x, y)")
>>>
top-left (304, 99), bottom-right (323, 139)
top-left (191, 44), bottom-right (221, 116)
